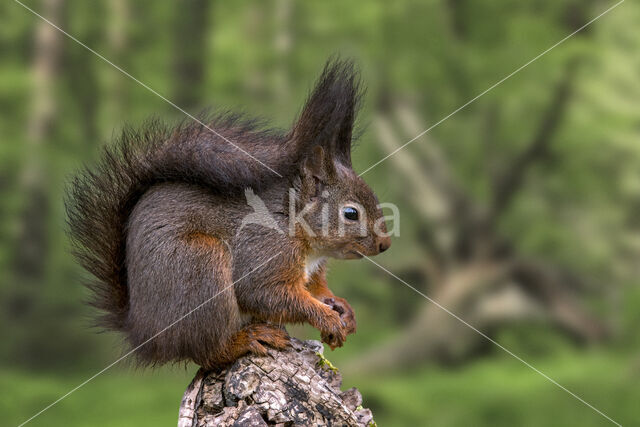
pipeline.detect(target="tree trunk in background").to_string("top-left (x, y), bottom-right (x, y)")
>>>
top-left (352, 61), bottom-right (608, 373)
top-left (243, 2), bottom-right (267, 99)
top-left (273, 0), bottom-right (293, 107)
top-left (172, 0), bottom-right (211, 111)
top-left (104, 0), bottom-right (129, 128)
top-left (13, 0), bottom-right (63, 280)
top-left (66, 2), bottom-right (102, 152)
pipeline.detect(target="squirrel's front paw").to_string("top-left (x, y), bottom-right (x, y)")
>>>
top-left (322, 296), bottom-right (356, 335)
top-left (317, 309), bottom-right (348, 350)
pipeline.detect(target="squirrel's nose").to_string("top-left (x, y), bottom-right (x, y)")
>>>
top-left (377, 236), bottom-right (391, 253)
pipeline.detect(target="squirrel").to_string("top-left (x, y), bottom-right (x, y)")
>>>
top-left (66, 59), bottom-right (391, 369)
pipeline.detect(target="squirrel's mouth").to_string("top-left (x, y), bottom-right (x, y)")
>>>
top-left (344, 250), bottom-right (364, 259)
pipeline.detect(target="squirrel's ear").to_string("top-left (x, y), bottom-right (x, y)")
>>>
top-left (302, 145), bottom-right (333, 180)
top-left (301, 146), bottom-right (332, 199)
top-left (291, 57), bottom-right (362, 167)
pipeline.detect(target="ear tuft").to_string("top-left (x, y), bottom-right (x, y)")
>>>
top-left (292, 57), bottom-right (364, 167)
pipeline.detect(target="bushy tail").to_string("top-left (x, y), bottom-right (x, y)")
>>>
top-left (65, 114), bottom-right (292, 331)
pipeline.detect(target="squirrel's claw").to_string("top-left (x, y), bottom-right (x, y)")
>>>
top-left (322, 296), bottom-right (357, 336)
top-left (317, 307), bottom-right (347, 349)
top-left (321, 331), bottom-right (344, 350)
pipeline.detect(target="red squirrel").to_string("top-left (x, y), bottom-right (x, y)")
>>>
top-left (66, 59), bottom-right (391, 369)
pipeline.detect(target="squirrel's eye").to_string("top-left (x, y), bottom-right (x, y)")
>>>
top-left (343, 207), bottom-right (359, 221)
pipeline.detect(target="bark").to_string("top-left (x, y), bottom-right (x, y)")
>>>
top-left (178, 338), bottom-right (375, 427)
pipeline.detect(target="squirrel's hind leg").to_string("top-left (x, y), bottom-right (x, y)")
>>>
top-left (127, 205), bottom-right (241, 366)
top-left (200, 323), bottom-right (290, 369)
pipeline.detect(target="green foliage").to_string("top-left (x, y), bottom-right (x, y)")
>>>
top-left (1, 0), bottom-right (640, 425)
top-left (3, 349), bottom-right (638, 426)
top-left (351, 350), bottom-right (639, 426)
top-left (0, 368), bottom-right (194, 427)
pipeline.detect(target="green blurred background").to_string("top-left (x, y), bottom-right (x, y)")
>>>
top-left (2, 0), bottom-right (640, 425)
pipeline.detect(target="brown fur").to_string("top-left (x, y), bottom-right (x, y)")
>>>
top-left (184, 231), bottom-right (223, 247)
top-left (307, 264), bottom-right (357, 345)
top-left (66, 58), bottom-right (390, 368)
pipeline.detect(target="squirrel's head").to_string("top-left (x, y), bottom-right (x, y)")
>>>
top-left (288, 58), bottom-right (391, 259)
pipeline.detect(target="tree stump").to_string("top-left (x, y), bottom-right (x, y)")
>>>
top-left (178, 338), bottom-right (375, 426)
